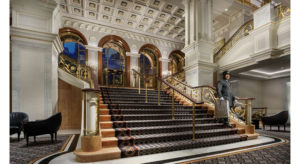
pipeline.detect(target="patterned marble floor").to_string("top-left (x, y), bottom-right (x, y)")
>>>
top-left (185, 127), bottom-right (290, 164)
top-left (48, 127), bottom-right (290, 164)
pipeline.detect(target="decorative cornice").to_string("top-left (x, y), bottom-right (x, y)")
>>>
top-left (219, 46), bottom-right (290, 72)
top-left (219, 57), bottom-right (256, 72)
top-left (182, 40), bottom-right (214, 54)
top-left (62, 16), bottom-right (185, 50)
top-left (11, 27), bottom-right (58, 43)
top-left (10, 27), bottom-right (63, 52)
top-left (184, 61), bottom-right (217, 72)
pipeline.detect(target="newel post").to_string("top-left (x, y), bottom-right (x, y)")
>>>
top-left (79, 88), bottom-right (102, 152)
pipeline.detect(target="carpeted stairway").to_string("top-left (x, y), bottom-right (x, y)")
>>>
top-left (99, 87), bottom-right (247, 158)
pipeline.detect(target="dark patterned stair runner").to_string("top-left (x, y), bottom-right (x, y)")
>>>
top-left (100, 87), bottom-right (247, 158)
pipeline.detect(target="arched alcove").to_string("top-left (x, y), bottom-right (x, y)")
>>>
top-left (98, 35), bottom-right (131, 86)
top-left (138, 44), bottom-right (162, 88)
top-left (168, 50), bottom-right (185, 75)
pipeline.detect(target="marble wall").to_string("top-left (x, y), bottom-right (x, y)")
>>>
top-left (11, 0), bottom-right (62, 120)
top-left (231, 77), bottom-right (290, 117)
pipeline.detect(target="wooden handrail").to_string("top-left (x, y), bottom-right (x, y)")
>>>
top-left (160, 78), bottom-right (202, 104)
top-left (166, 74), bottom-right (216, 90)
top-left (163, 69), bottom-right (185, 79)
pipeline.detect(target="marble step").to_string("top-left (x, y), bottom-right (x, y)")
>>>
top-left (111, 118), bottom-right (217, 128)
top-left (132, 128), bottom-right (239, 145)
top-left (128, 123), bottom-right (226, 135)
top-left (111, 113), bottom-right (213, 121)
top-left (117, 108), bottom-right (208, 115)
top-left (136, 134), bottom-right (247, 156)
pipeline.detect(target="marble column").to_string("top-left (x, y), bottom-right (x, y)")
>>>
top-left (86, 45), bottom-right (102, 85)
top-left (184, 0), bottom-right (191, 45)
top-left (11, 0), bottom-right (63, 120)
top-left (159, 58), bottom-right (170, 78)
top-left (182, 0), bottom-right (217, 87)
top-left (126, 52), bottom-right (140, 87)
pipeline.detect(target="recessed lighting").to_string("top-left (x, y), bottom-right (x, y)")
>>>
top-left (250, 69), bottom-right (290, 75)
top-left (225, 8), bottom-right (228, 12)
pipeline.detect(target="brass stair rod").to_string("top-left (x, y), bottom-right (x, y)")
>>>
top-left (158, 78), bottom-right (160, 105)
top-left (192, 102), bottom-right (195, 141)
top-left (96, 93), bottom-right (99, 136)
top-left (83, 91), bottom-right (87, 136)
top-left (145, 82), bottom-right (148, 103)
top-left (106, 70), bottom-right (108, 86)
top-left (133, 73), bottom-right (136, 88)
top-left (138, 76), bottom-right (141, 94)
top-left (200, 88), bottom-right (204, 102)
top-left (172, 88), bottom-right (175, 120)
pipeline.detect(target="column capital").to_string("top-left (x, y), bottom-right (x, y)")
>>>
top-left (159, 57), bottom-right (170, 63)
top-left (126, 52), bottom-right (140, 58)
top-left (85, 45), bottom-right (102, 52)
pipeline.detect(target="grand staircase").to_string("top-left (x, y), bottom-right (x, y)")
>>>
top-left (99, 87), bottom-right (248, 158)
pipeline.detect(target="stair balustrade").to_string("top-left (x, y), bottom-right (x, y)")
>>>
top-left (58, 53), bottom-right (94, 88)
top-left (164, 73), bottom-right (256, 128)
top-left (164, 75), bottom-right (217, 105)
top-left (214, 19), bottom-right (254, 62)
top-left (214, 4), bottom-right (289, 63)
top-left (132, 69), bottom-right (201, 140)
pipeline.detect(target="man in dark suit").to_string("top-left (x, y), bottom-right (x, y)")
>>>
top-left (216, 71), bottom-right (237, 128)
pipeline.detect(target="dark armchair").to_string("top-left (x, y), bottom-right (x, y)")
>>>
top-left (10, 112), bottom-right (29, 141)
top-left (262, 110), bottom-right (289, 131)
top-left (23, 112), bottom-right (62, 146)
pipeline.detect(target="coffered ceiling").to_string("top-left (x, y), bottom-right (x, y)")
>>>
top-left (58, 0), bottom-right (289, 43)
top-left (59, 0), bottom-right (185, 41)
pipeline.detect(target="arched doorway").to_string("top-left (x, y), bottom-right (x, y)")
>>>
top-left (168, 50), bottom-right (185, 75)
top-left (102, 44), bottom-right (125, 86)
top-left (98, 35), bottom-right (130, 86)
top-left (139, 44), bottom-right (162, 88)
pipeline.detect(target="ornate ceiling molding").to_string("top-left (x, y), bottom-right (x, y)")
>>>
top-left (59, 0), bottom-right (185, 42)
top-left (62, 17), bottom-right (185, 50)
